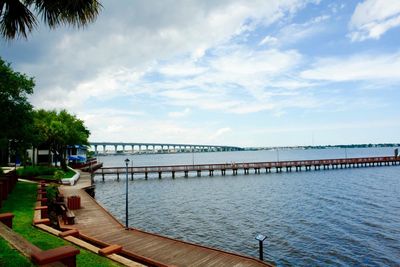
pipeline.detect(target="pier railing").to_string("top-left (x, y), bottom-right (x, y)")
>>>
top-left (94, 156), bottom-right (400, 180)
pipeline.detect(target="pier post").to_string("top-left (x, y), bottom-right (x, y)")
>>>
top-left (145, 172), bottom-right (148, 180)
top-left (102, 169), bottom-right (104, 181)
top-left (117, 170), bottom-right (119, 181)
top-left (197, 170), bottom-right (201, 177)
top-left (184, 171), bottom-right (188, 178)
top-left (172, 171), bottom-right (175, 179)
top-left (125, 158), bottom-right (130, 229)
top-left (158, 172), bottom-right (162, 179)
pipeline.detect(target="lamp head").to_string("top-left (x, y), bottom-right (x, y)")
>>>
top-left (125, 158), bottom-right (130, 164)
top-left (255, 234), bottom-right (267, 242)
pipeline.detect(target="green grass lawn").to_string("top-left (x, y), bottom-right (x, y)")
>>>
top-left (16, 166), bottom-right (76, 181)
top-left (37, 169), bottom-right (76, 180)
top-left (0, 236), bottom-right (34, 266)
top-left (0, 181), bottom-right (121, 266)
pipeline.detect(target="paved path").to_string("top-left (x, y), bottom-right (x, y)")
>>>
top-left (60, 172), bottom-right (274, 267)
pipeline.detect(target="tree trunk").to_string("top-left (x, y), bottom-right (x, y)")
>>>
top-left (59, 147), bottom-right (67, 171)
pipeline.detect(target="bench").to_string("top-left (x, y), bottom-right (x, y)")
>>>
top-left (56, 202), bottom-right (75, 225)
top-left (65, 211), bottom-right (75, 225)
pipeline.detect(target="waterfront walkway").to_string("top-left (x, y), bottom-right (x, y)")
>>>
top-left (60, 172), bottom-right (273, 267)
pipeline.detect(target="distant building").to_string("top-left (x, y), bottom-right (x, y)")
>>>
top-left (26, 144), bottom-right (88, 166)
top-left (66, 145), bottom-right (87, 164)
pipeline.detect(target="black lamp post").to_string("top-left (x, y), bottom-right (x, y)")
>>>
top-left (255, 233), bottom-right (267, 261)
top-left (124, 158), bottom-right (130, 230)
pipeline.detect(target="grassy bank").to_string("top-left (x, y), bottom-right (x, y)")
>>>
top-left (0, 181), bottom-right (121, 266)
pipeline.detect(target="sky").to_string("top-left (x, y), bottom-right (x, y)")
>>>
top-left (1, 0), bottom-right (400, 147)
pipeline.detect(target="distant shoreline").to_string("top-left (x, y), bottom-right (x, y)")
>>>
top-left (244, 143), bottom-right (400, 151)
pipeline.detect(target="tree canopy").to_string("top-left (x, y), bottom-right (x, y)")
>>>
top-left (0, 0), bottom-right (102, 40)
top-left (0, 57), bottom-right (35, 164)
top-left (33, 109), bottom-right (90, 170)
top-left (0, 57), bottom-right (91, 168)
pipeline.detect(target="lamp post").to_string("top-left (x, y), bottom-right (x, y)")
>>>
top-left (255, 234), bottom-right (267, 261)
top-left (124, 158), bottom-right (130, 230)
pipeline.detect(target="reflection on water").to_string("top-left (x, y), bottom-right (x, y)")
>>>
top-left (94, 148), bottom-right (400, 266)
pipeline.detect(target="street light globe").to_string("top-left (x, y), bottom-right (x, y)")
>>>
top-left (125, 158), bottom-right (130, 164)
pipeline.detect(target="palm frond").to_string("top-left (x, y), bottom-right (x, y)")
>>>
top-left (0, 0), bottom-right (37, 40)
top-left (33, 0), bottom-right (102, 28)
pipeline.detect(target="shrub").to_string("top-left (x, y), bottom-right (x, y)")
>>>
top-left (53, 170), bottom-right (66, 180)
top-left (17, 166), bottom-right (57, 177)
top-left (46, 184), bottom-right (59, 204)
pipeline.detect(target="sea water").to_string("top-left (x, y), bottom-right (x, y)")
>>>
top-left (94, 147), bottom-right (400, 266)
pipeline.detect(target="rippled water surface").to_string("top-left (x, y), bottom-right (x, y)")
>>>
top-left (94, 148), bottom-right (400, 266)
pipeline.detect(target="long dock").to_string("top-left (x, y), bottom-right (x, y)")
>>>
top-left (60, 172), bottom-right (274, 267)
top-left (95, 156), bottom-right (400, 180)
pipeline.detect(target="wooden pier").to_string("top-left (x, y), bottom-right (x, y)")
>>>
top-left (60, 172), bottom-right (274, 267)
top-left (95, 156), bottom-right (400, 180)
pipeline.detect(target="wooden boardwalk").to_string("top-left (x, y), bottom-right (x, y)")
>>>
top-left (95, 156), bottom-right (400, 180)
top-left (60, 172), bottom-right (273, 267)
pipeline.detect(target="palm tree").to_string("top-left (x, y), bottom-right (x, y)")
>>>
top-left (0, 0), bottom-right (102, 40)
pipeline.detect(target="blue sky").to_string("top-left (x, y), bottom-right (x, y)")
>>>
top-left (1, 0), bottom-right (400, 147)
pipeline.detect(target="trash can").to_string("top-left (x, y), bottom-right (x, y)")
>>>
top-left (67, 196), bottom-right (81, 210)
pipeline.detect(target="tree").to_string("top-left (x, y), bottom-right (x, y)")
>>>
top-left (0, 57), bottom-right (35, 165)
top-left (33, 109), bottom-right (90, 170)
top-left (0, 0), bottom-right (102, 40)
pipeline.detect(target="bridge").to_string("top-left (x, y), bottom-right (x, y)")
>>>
top-left (89, 142), bottom-right (243, 154)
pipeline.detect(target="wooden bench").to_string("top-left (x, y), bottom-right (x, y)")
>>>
top-left (0, 216), bottom-right (79, 267)
top-left (65, 211), bottom-right (75, 225)
top-left (56, 193), bottom-right (65, 202)
top-left (57, 202), bottom-right (75, 225)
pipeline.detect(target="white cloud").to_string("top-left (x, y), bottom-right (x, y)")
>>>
top-left (168, 108), bottom-right (191, 118)
top-left (259, 14), bottom-right (330, 47)
top-left (300, 52), bottom-right (400, 82)
top-left (158, 61), bottom-right (207, 77)
top-left (259, 35), bottom-right (278, 46)
top-left (148, 47), bottom-right (306, 114)
top-left (209, 127), bottom-right (232, 141)
top-left (14, 0), bottom-right (317, 114)
top-left (349, 0), bottom-right (400, 41)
